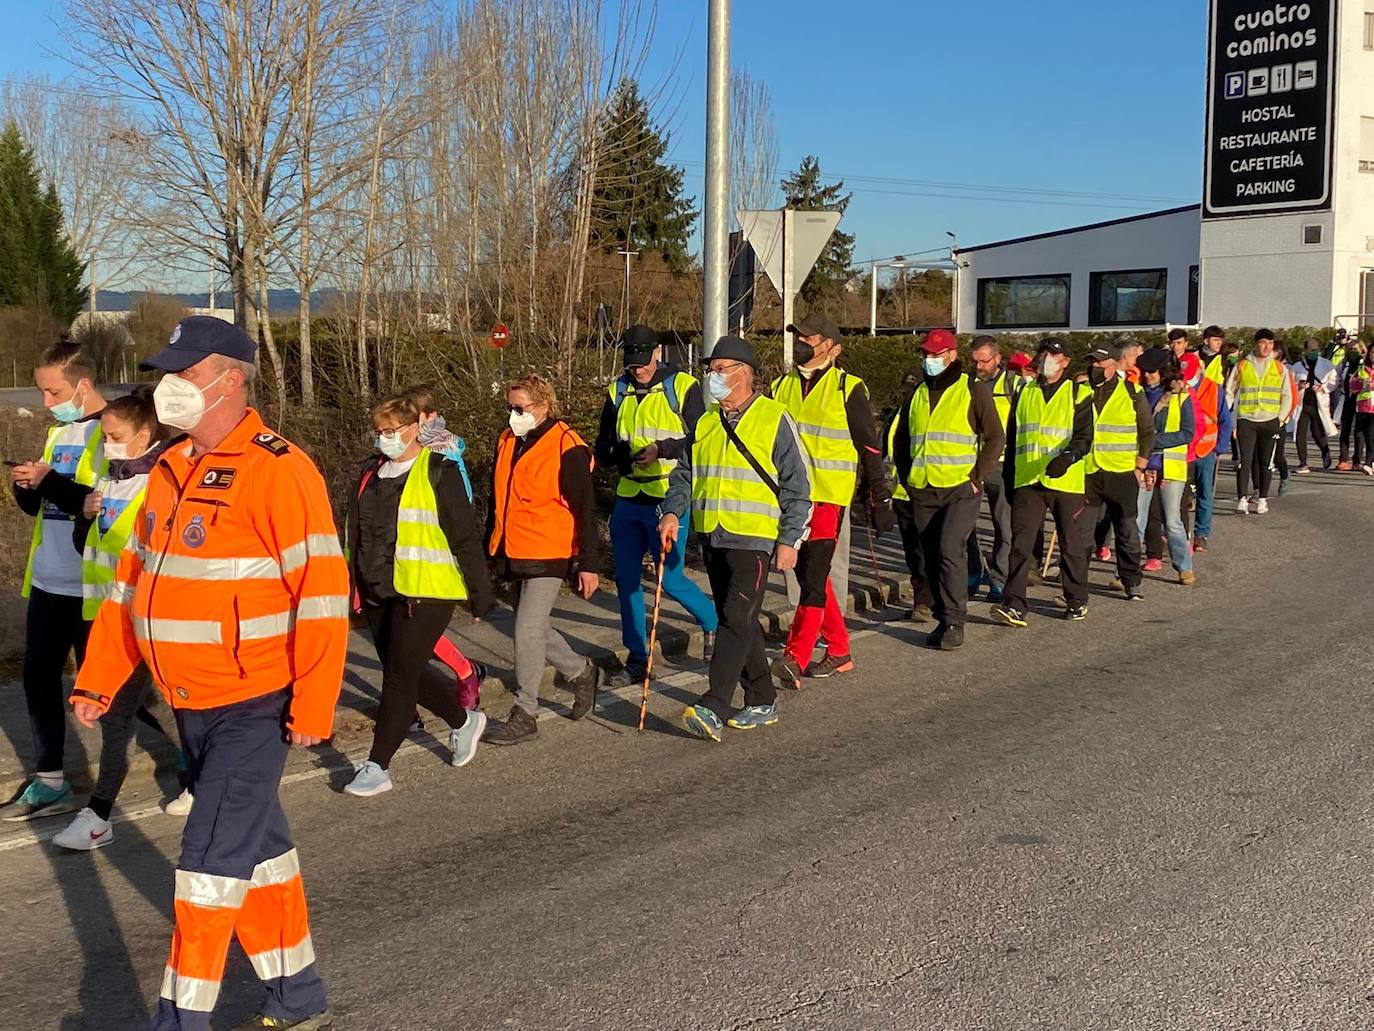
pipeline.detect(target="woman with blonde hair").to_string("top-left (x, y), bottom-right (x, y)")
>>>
top-left (484, 374), bottom-right (601, 745)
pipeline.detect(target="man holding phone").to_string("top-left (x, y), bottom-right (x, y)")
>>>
top-left (595, 326), bottom-right (718, 687)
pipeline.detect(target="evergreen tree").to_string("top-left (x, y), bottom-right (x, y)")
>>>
top-left (0, 122), bottom-right (87, 323)
top-left (588, 80), bottom-right (697, 272)
top-left (780, 155), bottom-right (854, 303)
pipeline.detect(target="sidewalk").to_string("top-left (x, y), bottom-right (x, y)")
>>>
top-left (0, 521), bottom-right (913, 798)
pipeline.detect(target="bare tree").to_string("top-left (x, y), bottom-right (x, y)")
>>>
top-left (730, 67), bottom-right (779, 218)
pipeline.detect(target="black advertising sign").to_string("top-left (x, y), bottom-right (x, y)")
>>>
top-left (1204, 0), bottom-right (1337, 218)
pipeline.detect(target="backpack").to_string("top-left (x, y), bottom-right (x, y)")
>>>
top-left (614, 371), bottom-right (682, 416)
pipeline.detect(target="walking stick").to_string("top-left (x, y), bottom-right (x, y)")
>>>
top-left (1041, 529), bottom-right (1058, 579)
top-left (637, 543), bottom-right (670, 733)
top-left (864, 520), bottom-right (886, 607)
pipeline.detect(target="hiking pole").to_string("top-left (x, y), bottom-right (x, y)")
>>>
top-left (864, 519), bottom-right (887, 607)
top-left (638, 543), bottom-right (670, 733)
top-left (1041, 530), bottom-right (1058, 579)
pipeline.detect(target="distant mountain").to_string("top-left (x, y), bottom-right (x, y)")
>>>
top-left (92, 288), bottom-right (348, 316)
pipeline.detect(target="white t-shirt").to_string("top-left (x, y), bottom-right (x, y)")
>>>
top-left (377, 455), bottom-right (417, 480)
top-left (30, 419), bottom-right (101, 597)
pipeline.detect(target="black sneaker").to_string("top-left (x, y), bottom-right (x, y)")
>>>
top-left (233, 1010), bottom-right (333, 1030)
top-left (990, 604), bottom-right (1028, 628)
top-left (569, 663), bottom-right (601, 721)
top-left (770, 654), bottom-right (804, 689)
top-left (807, 653), bottom-right (855, 678)
top-left (925, 625), bottom-right (946, 649)
top-left (702, 631), bottom-right (716, 664)
top-left (1064, 603), bottom-right (1088, 621)
top-left (481, 706), bottom-right (538, 745)
top-left (937, 625), bottom-right (964, 651)
top-left (1124, 583), bottom-right (1145, 602)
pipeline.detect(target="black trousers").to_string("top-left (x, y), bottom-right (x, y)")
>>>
top-left (1006, 485), bottom-right (1090, 610)
top-left (1295, 395), bottom-right (1329, 466)
top-left (1340, 399), bottom-right (1358, 460)
top-left (364, 599), bottom-right (464, 768)
top-left (911, 485), bottom-right (980, 628)
top-left (794, 530), bottom-right (838, 608)
top-left (892, 498), bottom-right (933, 606)
top-left (24, 587), bottom-right (89, 774)
top-left (699, 543), bottom-right (774, 715)
top-left (1357, 412), bottom-right (1374, 465)
top-left (1085, 470), bottom-right (1143, 590)
top-left (1235, 418), bottom-right (1280, 499)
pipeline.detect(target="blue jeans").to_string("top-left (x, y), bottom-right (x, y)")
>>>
top-left (1137, 477), bottom-right (1192, 572)
top-left (610, 499), bottom-right (718, 666)
top-left (1192, 451), bottom-right (1217, 539)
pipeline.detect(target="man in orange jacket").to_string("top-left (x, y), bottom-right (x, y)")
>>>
top-left (72, 317), bottom-right (349, 1031)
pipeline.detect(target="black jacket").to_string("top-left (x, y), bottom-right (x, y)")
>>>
top-left (346, 452), bottom-right (495, 616)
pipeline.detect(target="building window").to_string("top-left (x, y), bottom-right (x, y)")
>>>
top-left (1088, 269), bottom-right (1167, 326)
top-left (1303, 225), bottom-right (1323, 245)
top-left (1365, 10), bottom-right (1374, 49)
top-left (976, 275), bottom-right (1070, 329)
top-left (1362, 117), bottom-right (1374, 173)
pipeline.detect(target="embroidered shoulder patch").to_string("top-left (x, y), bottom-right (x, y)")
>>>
top-left (199, 467), bottom-right (237, 489)
top-left (251, 432), bottom-right (291, 456)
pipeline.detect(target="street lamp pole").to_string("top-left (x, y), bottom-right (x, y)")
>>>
top-left (701, 0), bottom-right (731, 359)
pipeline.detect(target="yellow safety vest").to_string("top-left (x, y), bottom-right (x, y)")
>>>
top-left (906, 375), bottom-right (979, 490)
top-left (884, 415), bottom-right (908, 502)
top-left (770, 367), bottom-right (861, 505)
top-left (22, 423), bottom-right (105, 598)
top-left (394, 449), bottom-right (468, 600)
top-left (609, 371), bottom-right (693, 500)
top-left (1236, 358), bottom-right (1286, 419)
top-left (1161, 393), bottom-right (1189, 482)
top-left (988, 369), bottom-right (1016, 428)
top-left (1013, 380), bottom-right (1088, 493)
top-left (691, 397), bottom-right (787, 541)
top-left (1204, 353), bottom-right (1225, 386)
top-left (1086, 379), bottom-right (1139, 475)
top-left (81, 481), bottom-right (146, 620)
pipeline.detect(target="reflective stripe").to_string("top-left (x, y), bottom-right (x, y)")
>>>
top-left (925, 430), bottom-right (978, 445)
top-left (280, 533), bottom-right (345, 574)
top-left (240, 612), bottom-right (292, 640)
top-left (160, 966), bottom-right (221, 1013)
top-left (109, 581), bottom-right (134, 605)
top-left (807, 456), bottom-right (858, 472)
top-left (134, 615), bottom-right (223, 645)
top-left (298, 594), bottom-right (349, 621)
top-left (175, 868), bottom-right (250, 908)
top-left (694, 463), bottom-right (768, 483)
top-left (247, 935), bottom-right (317, 982)
top-left (1095, 442), bottom-right (1138, 452)
top-left (397, 507), bottom-right (441, 527)
top-left (250, 849), bottom-right (302, 888)
top-left (794, 421), bottom-right (852, 441)
top-left (630, 426), bottom-right (681, 442)
top-left (153, 553), bottom-right (283, 581)
top-left (694, 496), bottom-right (781, 517)
top-left (1096, 423), bottom-right (1136, 435)
top-left (395, 545), bottom-right (456, 565)
top-left (925, 454), bottom-right (977, 466)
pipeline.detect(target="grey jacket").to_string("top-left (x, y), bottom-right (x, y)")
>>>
top-left (663, 393), bottom-right (813, 553)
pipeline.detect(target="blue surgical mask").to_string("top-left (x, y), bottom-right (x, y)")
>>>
top-left (923, 356), bottom-right (947, 377)
top-left (376, 428), bottom-right (411, 460)
top-left (50, 390), bottom-right (84, 424)
top-left (706, 371), bottom-right (731, 402)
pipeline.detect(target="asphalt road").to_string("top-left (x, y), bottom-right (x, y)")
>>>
top-left (3, 466), bottom-right (1374, 1030)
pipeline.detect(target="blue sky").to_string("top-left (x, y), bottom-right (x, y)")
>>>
top-left (2, 0), bottom-right (1207, 271)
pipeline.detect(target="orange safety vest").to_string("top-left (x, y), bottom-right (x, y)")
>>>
top-left (1194, 375), bottom-right (1220, 458)
top-left (489, 420), bottom-right (590, 561)
top-left (71, 409), bottom-right (351, 739)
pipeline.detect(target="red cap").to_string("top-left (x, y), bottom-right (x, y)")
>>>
top-left (1007, 352), bottom-right (1032, 371)
top-left (921, 328), bottom-right (958, 354)
top-left (1180, 353), bottom-right (1202, 381)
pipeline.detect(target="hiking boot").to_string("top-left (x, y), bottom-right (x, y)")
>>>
top-left (233, 1012), bottom-right (333, 1030)
top-left (53, 808), bottom-right (113, 851)
top-left (990, 604), bottom-right (1028, 628)
top-left (607, 661), bottom-right (648, 689)
top-left (909, 603), bottom-right (935, 624)
top-left (1108, 578), bottom-right (1124, 591)
top-left (482, 706), bottom-right (538, 746)
top-left (770, 654), bottom-right (804, 690)
top-left (702, 631), bottom-right (716, 664)
top-left (807, 653), bottom-right (855, 679)
top-left (682, 704), bottom-right (723, 742)
top-left (344, 761), bottom-right (392, 797)
top-left (0, 779), bottom-right (76, 822)
top-left (1178, 570), bottom-right (1196, 586)
top-left (569, 663), bottom-right (601, 720)
top-left (726, 704), bottom-right (779, 731)
top-left (937, 625), bottom-right (964, 651)
top-left (1193, 536), bottom-right (1207, 553)
top-left (449, 710), bottom-right (487, 768)
top-left (1064, 603), bottom-right (1088, 621)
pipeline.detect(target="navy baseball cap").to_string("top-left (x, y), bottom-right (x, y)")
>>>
top-left (620, 324), bottom-right (659, 367)
top-left (140, 316), bottom-right (257, 372)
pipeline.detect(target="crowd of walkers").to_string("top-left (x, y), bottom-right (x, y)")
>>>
top-left (0, 314), bottom-right (1362, 1029)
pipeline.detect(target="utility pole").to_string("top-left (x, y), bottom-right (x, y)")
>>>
top-left (617, 247), bottom-right (638, 330)
top-left (701, 0), bottom-right (731, 359)
top-left (89, 256), bottom-right (97, 318)
top-left (209, 247), bottom-right (217, 315)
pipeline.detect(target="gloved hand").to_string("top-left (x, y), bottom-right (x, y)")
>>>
top-left (868, 493), bottom-right (896, 536)
top-left (1045, 453), bottom-right (1074, 478)
top-left (611, 441), bottom-right (635, 474)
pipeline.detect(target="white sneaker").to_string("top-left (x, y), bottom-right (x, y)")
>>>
top-left (1255, 497), bottom-right (1269, 514)
top-left (344, 760), bottom-right (393, 797)
top-left (1235, 496), bottom-right (1250, 514)
top-left (162, 789), bottom-right (193, 817)
top-left (53, 808), bottom-right (113, 851)
top-left (449, 710), bottom-right (487, 768)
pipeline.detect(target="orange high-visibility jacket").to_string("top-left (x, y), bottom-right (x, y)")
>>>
top-left (1194, 375), bottom-right (1221, 458)
top-left (71, 410), bottom-right (350, 739)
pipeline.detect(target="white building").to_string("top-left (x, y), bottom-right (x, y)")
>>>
top-left (955, 0), bottom-right (1374, 335)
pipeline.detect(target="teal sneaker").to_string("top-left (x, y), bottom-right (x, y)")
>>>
top-left (727, 704), bottom-right (779, 731)
top-left (0, 779), bottom-right (76, 822)
top-left (682, 704), bottom-right (723, 742)
top-left (344, 761), bottom-right (392, 797)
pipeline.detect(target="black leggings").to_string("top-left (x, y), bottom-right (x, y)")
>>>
top-left (1235, 419), bottom-right (1280, 499)
top-left (1357, 412), bottom-right (1374, 466)
top-left (24, 588), bottom-right (89, 774)
top-left (364, 599), bottom-right (464, 768)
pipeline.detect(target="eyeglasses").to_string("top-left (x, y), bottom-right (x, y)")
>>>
top-left (707, 361), bottom-right (746, 375)
top-left (375, 424), bottom-right (412, 441)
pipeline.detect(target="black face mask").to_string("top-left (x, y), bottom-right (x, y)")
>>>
top-left (1087, 366), bottom-right (1108, 388)
top-left (792, 340), bottom-right (817, 366)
